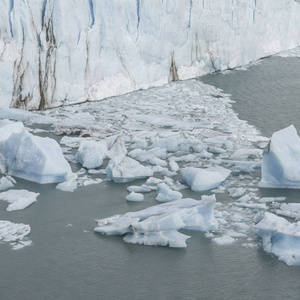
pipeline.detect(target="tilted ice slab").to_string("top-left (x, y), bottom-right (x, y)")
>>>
top-left (181, 167), bottom-right (231, 191)
top-left (95, 195), bottom-right (218, 248)
top-left (259, 125), bottom-right (300, 189)
top-left (0, 189), bottom-right (39, 212)
top-left (255, 213), bottom-right (300, 266)
top-left (0, 120), bottom-right (73, 184)
top-left (106, 155), bottom-right (153, 183)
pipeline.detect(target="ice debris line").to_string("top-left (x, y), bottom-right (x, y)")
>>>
top-left (1, 0), bottom-right (300, 109)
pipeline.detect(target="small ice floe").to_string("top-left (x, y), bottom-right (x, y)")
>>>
top-left (0, 220), bottom-right (31, 249)
top-left (259, 125), bottom-right (300, 189)
top-left (0, 176), bottom-right (16, 192)
top-left (169, 160), bottom-right (179, 172)
top-left (0, 120), bottom-right (73, 184)
top-left (126, 192), bottom-right (144, 202)
top-left (233, 203), bottom-right (267, 210)
top-left (212, 235), bottom-right (235, 245)
top-left (228, 187), bottom-right (245, 198)
top-left (180, 167), bottom-right (231, 191)
top-left (128, 148), bottom-right (167, 166)
top-left (56, 173), bottom-right (78, 192)
top-left (0, 189), bottom-right (39, 212)
top-left (230, 148), bottom-right (262, 160)
top-left (156, 183), bottom-right (182, 202)
top-left (106, 155), bottom-right (153, 183)
top-left (276, 203), bottom-right (300, 220)
top-left (94, 195), bottom-right (218, 248)
top-left (255, 212), bottom-right (300, 266)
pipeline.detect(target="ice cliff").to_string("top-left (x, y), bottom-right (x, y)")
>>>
top-left (0, 0), bottom-right (300, 110)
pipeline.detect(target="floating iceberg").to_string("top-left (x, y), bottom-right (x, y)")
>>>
top-left (0, 120), bottom-right (72, 184)
top-left (0, 189), bottom-right (39, 212)
top-left (95, 195), bottom-right (218, 248)
top-left (156, 183), bottom-right (182, 202)
top-left (255, 212), bottom-right (300, 266)
top-left (106, 155), bottom-right (153, 183)
top-left (180, 167), bottom-right (231, 191)
top-left (259, 125), bottom-right (300, 189)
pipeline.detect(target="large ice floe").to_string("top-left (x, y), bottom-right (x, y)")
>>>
top-left (259, 125), bottom-right (300, 189)
top-left (0, 119), bottom-right (73, 184)
top-left (95, 195), bottom-right (217, 248)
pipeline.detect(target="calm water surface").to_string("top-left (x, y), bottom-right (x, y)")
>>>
top-left (1, 56), bottom-right (300, 300)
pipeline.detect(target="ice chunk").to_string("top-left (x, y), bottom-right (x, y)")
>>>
top-left (276, 203), bottom-right (300, 220)
top-left (156, 183), bottom-right (182, 202)
top-left (0, 121), bottom-right (72, 184)
top-left (180, 167), bottom-right (231, 191)
top-left (95, 195), bottom-right (218, 248)
top-left (0, 189), bottom-right (39, 212)
top-left (228, 187), bottom-right (245, 198)
top-left (212, 235), bottom-right (235, 245)
top-left (75, 140), bottom-right (107, 169)
top-left (127, 185), bottom-right (152, 193)
top-left (106, 155), bottom-right (153, 183)
top-left (126, 192), bottom-right (144, 202)
top-left (259, 125), bottom-right (300, 189)
top-left (56, 173), bottom-right (78, 192)
top-left (169, 160), bottom-right (179, 172)
top-left (255, 212), bottom-right (300, 266)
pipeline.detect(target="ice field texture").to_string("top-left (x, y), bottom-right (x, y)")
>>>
top-left (1, 78), bottom-right (300, 264)
top-left (0, 0), bottom-right (300, 109)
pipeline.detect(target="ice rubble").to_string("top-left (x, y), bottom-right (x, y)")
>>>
top-left (0, 120), bottom-right (73, 184)
top-left (94, 196), bottom-right (218, 248)
top-left (1, 0), bottom-right (300, 109)
top-left (0, 220), bottom-right (31, 250)
top-left (255, 213), bottom-right (300, 266)
top-left (259, 125), bottom-right (300, 189)
top-left (0, 189), bottom-right (39, 212)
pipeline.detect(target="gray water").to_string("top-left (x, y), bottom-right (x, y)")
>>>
top-left (1, 56), bottom-right (300, 300)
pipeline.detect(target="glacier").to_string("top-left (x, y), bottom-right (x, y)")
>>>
top-left (0, 0), bottom-right (300, 109)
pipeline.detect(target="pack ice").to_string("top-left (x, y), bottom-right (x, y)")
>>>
top-left (255, 213), bottom-right (300, 266)
top-left (0, 120), bottom-right (72, 184)
top-left (94, 195), bottom-right (218, 248)
top-left (259, 125), bottom-right (300, 189)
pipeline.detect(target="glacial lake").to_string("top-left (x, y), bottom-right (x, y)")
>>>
top-left (1, 54), bottom-right (300, 300)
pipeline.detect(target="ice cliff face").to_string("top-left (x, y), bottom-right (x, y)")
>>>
top-left (0, 0), bottom-right (300, 110)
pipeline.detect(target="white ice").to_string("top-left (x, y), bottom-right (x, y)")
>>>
top-left (156, 183), bottom-right (183, 202)
top-left (0, 120), bottom-right (73, 184)
top-left (0, 189), bottom-right (39, 212)
top-left (259, 125), bottom-right (300, 189)
top-left (255, 212), bottom-right (300, 266)
top-left (95, 195), bottom-right (218, 248)
top-left (126, 192), bottom-right (144, 202)
top-left (181, 167), bottom-right (231, 191)
top-left (106, 155), bottom-right (153, 183)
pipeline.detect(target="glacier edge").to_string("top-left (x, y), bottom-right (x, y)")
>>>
top-left (0, 0), bottom-right (300, 109)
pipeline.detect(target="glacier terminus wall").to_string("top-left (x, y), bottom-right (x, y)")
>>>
top-left (0, 0), bottom-right (300, 110)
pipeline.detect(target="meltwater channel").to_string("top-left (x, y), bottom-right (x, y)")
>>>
top-left (1, 55), bottom-right (300, 300)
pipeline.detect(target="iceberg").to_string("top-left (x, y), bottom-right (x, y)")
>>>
top-left (156, 183), bottom-right (183, 202)
top-left (180, 167), bottom-right (231, 191)
top-left (106, 155), bottom-right (153, 183)
top-left (1, 0), bottom-right (300, 109)
top-left (95, 195), bottom-right (218, 248)
top-left (259, 125), bottom-right (300, 189)
top-left (0, 120), bottom-right (73, 184)
top-left (255, 212), bottom-right (300, 266)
